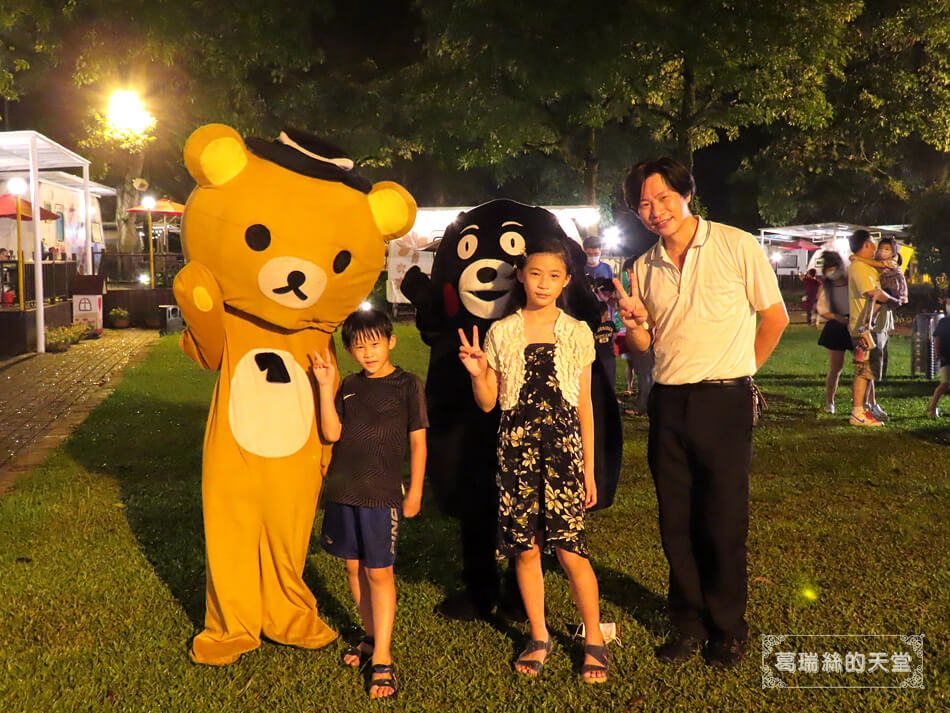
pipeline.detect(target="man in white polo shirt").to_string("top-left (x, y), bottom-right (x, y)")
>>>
top-left (615, 157), bottom-right (788, 669)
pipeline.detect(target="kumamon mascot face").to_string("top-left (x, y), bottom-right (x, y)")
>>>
top-left (433, 199), bottom-right (571, 323)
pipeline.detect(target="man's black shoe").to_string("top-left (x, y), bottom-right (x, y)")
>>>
top-left (655, 632), bottom-right (704, 664)
top-left (705, 637), bottom-right (747, 669)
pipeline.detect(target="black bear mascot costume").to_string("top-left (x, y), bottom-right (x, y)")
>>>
top-left (401, 199), bottom-right (622, 621)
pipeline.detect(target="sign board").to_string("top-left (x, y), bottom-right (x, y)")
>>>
top-left (387, 244), bottom-right (434, 304)
top-left (72, 294), bottom-right (103, 329)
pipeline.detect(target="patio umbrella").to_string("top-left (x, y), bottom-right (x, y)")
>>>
top-left (0, 193), bottom-right (59, 221)
top-left (125, 198), bottom-right (185, 216)
top-left (0, 194), bottom-right (59, 311)
top-left (779, 238), bottom-right (821, 251)
top-left (125, 198), bottom-right (185, 285)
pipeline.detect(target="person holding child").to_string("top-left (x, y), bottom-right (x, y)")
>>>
top-left (458, 232), bottom-right (609, 683)
top-left (847, 230), bottom-right (898, 426)
top-left (311, 308), bottom-right (428, 700)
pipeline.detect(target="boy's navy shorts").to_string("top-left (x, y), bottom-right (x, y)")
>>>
top-left (320, 502), bottom-right (400, 569)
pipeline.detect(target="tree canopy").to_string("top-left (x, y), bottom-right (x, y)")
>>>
top-left (0, 0), bottom-right (946, 267)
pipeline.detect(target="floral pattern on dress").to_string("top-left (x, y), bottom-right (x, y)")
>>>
top-left (496, 343), bottom-right (588, 559)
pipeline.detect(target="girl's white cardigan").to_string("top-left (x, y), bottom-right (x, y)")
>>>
top-left (483, 309), bottom-right (595, 411)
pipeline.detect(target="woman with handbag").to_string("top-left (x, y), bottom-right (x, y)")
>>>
top-left (816, 251), bottom-right (851, 414)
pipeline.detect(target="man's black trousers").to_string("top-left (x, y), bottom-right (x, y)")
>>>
top-left (648, 381), bottom-right (753, 642)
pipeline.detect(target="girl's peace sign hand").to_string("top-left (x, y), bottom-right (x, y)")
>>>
top-left (458, 326), bottom-right (487, 377)
top-left (309, 347), bottom-right (336, 387)
top-left (612, 274), bottom-right (649, 329)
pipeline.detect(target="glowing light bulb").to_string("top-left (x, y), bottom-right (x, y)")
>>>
top-left (6, 177), bottom-right (27, 196)
top-left (106, 90), bottom-right (156, 137)
top-left (359, 301), bottom-right (372, 311)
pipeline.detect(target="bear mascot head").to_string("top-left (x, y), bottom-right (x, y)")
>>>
top-left (181, 124), bottom-right (415, 333)
top-left (174, 124), bottom-right (416, 665)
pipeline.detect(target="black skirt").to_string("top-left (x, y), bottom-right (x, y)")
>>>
top-left (818, 319), bottom-right (852, 352)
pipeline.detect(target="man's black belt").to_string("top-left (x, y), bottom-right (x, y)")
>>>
top-left (657, 376), bottom-right (752, 388)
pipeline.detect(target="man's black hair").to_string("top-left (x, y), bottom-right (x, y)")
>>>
top-left (849, 229), bottom-right (873, 255)
top-left (623, 156), bottom-right (696, 209)
top-left (340, 308), bottom-right (393, 349)
top-left (583, 236), bottom-right (602, 250)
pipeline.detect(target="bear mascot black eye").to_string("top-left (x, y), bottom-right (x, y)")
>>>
top-left (400, 199), bottom-right (622, 621)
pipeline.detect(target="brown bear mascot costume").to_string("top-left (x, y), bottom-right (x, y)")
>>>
top-left (175, 124), bottom-right (416, 664)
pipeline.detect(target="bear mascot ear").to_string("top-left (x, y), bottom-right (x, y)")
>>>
top-left (184, 124), bottom-right (250, 187)
top-left (368, 181), bottom-right (417, 240)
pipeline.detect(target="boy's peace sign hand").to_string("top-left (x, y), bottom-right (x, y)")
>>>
top-left (612, 274), bottom-right (649, 329)
top-left (309, 347), bottom-right (336, 387)
top-left (458, 326), bottom-right (487, 377)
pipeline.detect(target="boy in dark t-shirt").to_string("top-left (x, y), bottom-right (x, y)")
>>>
top-left (311, 309), bottom-right (427, 700)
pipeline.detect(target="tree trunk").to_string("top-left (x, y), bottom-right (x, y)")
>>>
top-left (677, 57), bottom-right (695, 172)
top-left (584, 127), bottom-right (599, 204)
top-left (116, 151), bottom-right (146, 253)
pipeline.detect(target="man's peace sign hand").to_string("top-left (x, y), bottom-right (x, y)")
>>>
top-left (458, 326), bottom-right (488, 377)
top-left (613, 274), bottom-right (649, 329)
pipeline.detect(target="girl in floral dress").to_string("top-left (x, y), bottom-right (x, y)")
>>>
top-left (458, 233), bottom-right (609, 683)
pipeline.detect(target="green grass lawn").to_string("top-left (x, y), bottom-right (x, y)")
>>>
top-left (0, 324), bottom-right (947, 712)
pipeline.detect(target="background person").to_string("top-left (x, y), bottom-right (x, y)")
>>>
top-left (583, 236), bottom-right (613, 282)
top-left (815, 251), bottom-right (851, 414)
top-left (801, 268), bottom-right (821, 326)
top-left (926, 299), bottom-right (950, 419)
top-left (847, 229), bottom-right (897, 426)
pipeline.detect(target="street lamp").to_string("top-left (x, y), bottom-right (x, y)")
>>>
top-left (105, 90), bottom-right (156, 139)
top-left (142, 195), bottom-right (156, 286)
top-left (602, 225), bottom-right (622, 252)
top-left (7, 177), bottom-right (27, 311)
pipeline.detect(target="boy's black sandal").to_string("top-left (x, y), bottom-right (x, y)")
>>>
top-left (515, 638), bottom-right (552, 676)
top-left (341, 635), bottom-right (374, 667)
top-left (581, 644), bottom-right (609, 683)
top-left (368, 663), bottom-right (398, 700)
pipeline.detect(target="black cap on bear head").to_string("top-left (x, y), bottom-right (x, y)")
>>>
top-left (245, 128), bottom-right (373, 194)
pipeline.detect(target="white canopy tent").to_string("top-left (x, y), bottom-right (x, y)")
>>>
top-left (0, 131), bottom-right (95, 353)
top-left (758, 222), bottom-right (910, 248)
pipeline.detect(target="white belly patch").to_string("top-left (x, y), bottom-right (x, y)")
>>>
top-left (228, 348), bottom-right (314, 458)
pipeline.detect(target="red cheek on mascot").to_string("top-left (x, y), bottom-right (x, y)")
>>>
top-left (443, 283), bottom-right (459, 318)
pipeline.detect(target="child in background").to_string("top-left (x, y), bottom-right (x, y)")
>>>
top-left (458, 233), bottom-right (609, 683)
top-left (851, 237), bottom-right (908, 308)
top-left (592, 278), bottom-right (618, 388)
top-left (801, 269), bottom-right (822, 326)
top-left (311, 309), bottom-right (428, 701)
top-left (926, 301), bottom-right (950, 419)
